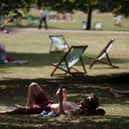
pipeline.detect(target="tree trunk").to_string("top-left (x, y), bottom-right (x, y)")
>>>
top-left (86, 5), bottom-right (93, 30)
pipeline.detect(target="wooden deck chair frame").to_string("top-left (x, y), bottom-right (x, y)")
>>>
top-left (51, 45), bottom-right (88, 76)
top-left (89, 38), bottom-right (119, 69)
top-left (49, 34), bottom-right (69, 52)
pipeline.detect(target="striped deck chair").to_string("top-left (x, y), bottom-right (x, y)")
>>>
top-left (49, 34), bottom-right (69, 52)
top-left (89, 38), bottom-right (119, 69)
top-left (51, 45), bottom-right (88, 76)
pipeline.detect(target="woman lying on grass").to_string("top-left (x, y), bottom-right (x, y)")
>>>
top-left (0, 82), bottom-right (105, 116)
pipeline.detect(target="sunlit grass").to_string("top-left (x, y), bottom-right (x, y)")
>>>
top-left (0, 30), bottom-right (129, 79)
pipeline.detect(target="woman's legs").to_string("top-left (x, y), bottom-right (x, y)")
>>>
top-left (62, 88), bottom-right (68, 101)
top-left (108, 87), bottom-right (129, 98)
top-left (56, 87), bottom-right (68, 101)
top-left (0, 105), bottom-right (42, 115)
top-left (112, 88), bottom-right (129, 94)
top-left (56, 88), bottom-right (66, 114)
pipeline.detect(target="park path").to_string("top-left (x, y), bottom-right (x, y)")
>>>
top-left (13, 27), bottom-right (129, 34)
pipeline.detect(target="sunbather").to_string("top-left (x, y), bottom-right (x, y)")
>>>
top-left (0, 44), bottom-right (28, 64)
top-left (0, 82), bottom-right (105, 116)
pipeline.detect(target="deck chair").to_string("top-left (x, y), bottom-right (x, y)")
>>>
top-left (94, 21), bottom-right (103, 30)
top-left (49, 34), bottom-right (69, 52)
top-left (113, 15), bottom-right (123, 26)
top-left (89, 38), bottom-right (119, 69)
top-left (51, 45), bottom-right (88, 76)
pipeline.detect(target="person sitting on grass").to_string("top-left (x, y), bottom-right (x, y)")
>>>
top-left (0, 82), bottom-right (53, 115)
top-left (0, 82), bottom-right (105, 116)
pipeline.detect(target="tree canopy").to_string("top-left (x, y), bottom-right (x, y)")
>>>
top-left (112, 0), bottom-right (129, 17)
top-left (1, 0), bottom-right (129, 16)
top-left (0, 0), bottom-right (129, 30)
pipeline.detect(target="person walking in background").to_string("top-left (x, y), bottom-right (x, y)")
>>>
top-left (38, 9), bottom-right (48, 30)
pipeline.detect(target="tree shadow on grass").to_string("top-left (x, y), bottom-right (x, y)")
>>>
top-left (0, 79), bottom-right (129, 107)
top-left (2, 52), bottom-right (128, 67)
top-left (1, 77), bottom-right (129, 129)
top-left (5, 52), bottom-right (64, 67)
top-left (0, 114), bottom-right (129, 129)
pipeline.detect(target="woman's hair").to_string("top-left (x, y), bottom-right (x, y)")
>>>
top-left (26, 82), bottom-right (44, 106)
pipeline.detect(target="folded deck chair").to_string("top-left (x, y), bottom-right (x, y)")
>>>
top-left (89, 38), bottom-right (119, 69)
top-left (51, 45), bottom-right (88, 76)
top-left (49, 34), bottom-right (69, 52)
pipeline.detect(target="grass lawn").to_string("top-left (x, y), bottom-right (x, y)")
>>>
top-left (0, 29), bottom-right (129, 129)
top-left (0, 30), bottom-right (129, 78)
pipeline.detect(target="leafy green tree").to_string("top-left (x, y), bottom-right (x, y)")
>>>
top-left (97, 0), bottom-right (114, 12)
top-left (1, 0), bottom-right (129, 28)
top-left (66, 0), bottom-right (98, 30)
top-left (113, 0), bottom-right (129, 17)
top-left (0, 0), bottom-right (39, 15)
top-left (42, 0), bottom-right (97, 30)
top-left (98, 0), bottom-right (129, 17)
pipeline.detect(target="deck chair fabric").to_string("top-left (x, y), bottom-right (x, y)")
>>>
top-left (94, 21), bottom-right (103, 30)
top-left (51, 45), bottom-right (88, 76)
top-left (89, 39), bottom-right (119, 69)
top-left (49, 35), bottom-right (69, 52)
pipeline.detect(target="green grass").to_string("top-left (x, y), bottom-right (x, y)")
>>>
top-left (0, 30), bottom-right (129, 78)
top-left (0, 25), bottom-right (129, 128)
top-left (0, 82), bottom-right (129, 129)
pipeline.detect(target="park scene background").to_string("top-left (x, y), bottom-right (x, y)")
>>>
top-left (0, 1), bottom-right (129, 129)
